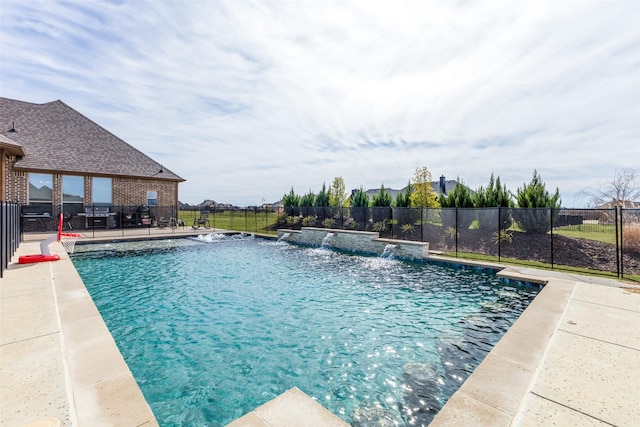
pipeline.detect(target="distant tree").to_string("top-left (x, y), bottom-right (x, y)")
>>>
top-left (514, 170), bottom-right (561, 233)
top-left (329, 176), bottom-right (348, 207)
top-left (282, 187), bottom-right (300, 207)
top-left (394, 183), bottom-right (412, 208)
top-left (409, 166), bottom-right (439, 208)
top-left (580, 168), bottom-right (640, 208)
top-left (299, 190), bottom-right (316, 207)
top-left (372, 184), bottom-right (393, 207)
top-left (315, 182), bottom-right (330, 207)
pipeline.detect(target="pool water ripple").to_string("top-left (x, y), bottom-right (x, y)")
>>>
top-left (71, 237), bottom-right (538, 426)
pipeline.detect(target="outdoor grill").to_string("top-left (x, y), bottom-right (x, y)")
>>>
top-left (83, 206), bottom-right (116, 229)
top-left (22, 206), bottom-right (52, 231)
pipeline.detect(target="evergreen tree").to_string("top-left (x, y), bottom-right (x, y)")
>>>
top-left (394, 183), bottom-right (412, 208)
top-left (372, 184), bottom-right (393, 207)
top-left (315, 182), bottom-right (330, 207)
top-left (440, 178), bottom-right (474, 208)
top-left (299, 190), bottom-right (316, 207)
top-left (350, 187), bottom-right (370, 207)
top-left (513, 170), bottom-right (561, 233)
top-left (282, 187), bottom-right (300, 207)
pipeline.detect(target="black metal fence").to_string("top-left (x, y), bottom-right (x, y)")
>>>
top-left (1, 202), bottom-right (22, 278)
top-left (20, 204), bottom-right (183, 237)
top-left (280, 206), bottom-right (640, 280)
top-left (19, 204), bottom-right (278, 237)
top-left (14, 203), bottom-right (640, 280)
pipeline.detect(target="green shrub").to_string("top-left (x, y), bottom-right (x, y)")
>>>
top-left (401, 223), bottom-right (415, 234)
top-left (323, 217), bottom-right (336, 229)
top-left (372, 220), bottom-right (387, 232)
top-left (285, 216), bottom-right (300, 226)
top-left (302, 215), bottom-right (316, 226)
top-left (491, 229), bottom-right (514, 245)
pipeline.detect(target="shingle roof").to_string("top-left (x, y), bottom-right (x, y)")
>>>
top-left (0, 97), bottom-right (184, 181)
top-left (0, 133), bottom-right (25, 156)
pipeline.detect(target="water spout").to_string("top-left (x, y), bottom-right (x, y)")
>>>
top-left (277, 232), bottom-right (291, 242)
top-left (321, 232), bottom-right (335, 247)
top-left (381, 244), bottom-right (397, 258)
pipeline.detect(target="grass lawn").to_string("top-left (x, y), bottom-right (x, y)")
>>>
top-left (447, 251), bottom-right (640, 282)
top-left (178, 210), bottom-right (279, 235)
top-left (552, 224), bottom-right (617, 245)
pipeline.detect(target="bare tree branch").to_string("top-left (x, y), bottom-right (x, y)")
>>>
top-left (580, 168), bottom-right (640, 207)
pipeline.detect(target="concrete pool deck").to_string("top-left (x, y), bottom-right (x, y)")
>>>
top-left (1, 234), bottom-right (639, 426)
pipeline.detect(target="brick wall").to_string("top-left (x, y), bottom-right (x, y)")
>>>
top-left (113, 178), bottom-right (178, 207)
top-left (4, 156), bottom-right (27, 203)
top-left (3, 161), bottom-right (179, 208)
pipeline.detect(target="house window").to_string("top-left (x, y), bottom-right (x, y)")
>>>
top-left (92, 177), bottom-right (112, 206)
top-left (147, 191), bottom-right (158, 206)
top-left (62, 175), bottom-right (84, 215)
top-left (28, 173), bottom-right (53, 213)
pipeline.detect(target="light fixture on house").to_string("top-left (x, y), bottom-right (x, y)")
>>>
top-left (152, 165), bottom-right (164, 177)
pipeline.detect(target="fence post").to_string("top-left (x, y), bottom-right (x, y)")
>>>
top-left (618, 207), bottom-right (623, 278)
top-left (550, 208), bottom-right (554, 269)
top-left (455, 207), bottom-right (459, 258)
top-left (498, 207), bottom-right (501, 262)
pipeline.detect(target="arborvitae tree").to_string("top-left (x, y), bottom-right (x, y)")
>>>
top-left (513, 170), bottom-right (561, 233)
top-left (282, 187), bottom-right (300, 207)
top-left (394, 183), bottom-right (412, 208)
top-left (315, 182), bottom-right (330, 207)
top-left (299, 190), bottom-right (316, 207)
top-left (473, 173), bottom-right (513, 207)
top-left (350, 187), bottom-right (370, 207)
top-left (440, 178), bottom-right (474, 208)
top-left (516, 170), bottom-right (561, 208)
top-left (372, 184), bottom-right (393, 207)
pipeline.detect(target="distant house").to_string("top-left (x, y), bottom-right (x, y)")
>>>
top-left (0, 97), bottom-right (184, 223)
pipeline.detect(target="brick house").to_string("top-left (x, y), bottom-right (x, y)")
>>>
top-left (0, 97), bottom-right (185, 229)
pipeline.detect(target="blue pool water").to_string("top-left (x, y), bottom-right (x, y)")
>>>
top-left (71, 235), bottom-right (538, 426)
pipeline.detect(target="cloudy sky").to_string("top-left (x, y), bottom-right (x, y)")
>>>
top-left (1, 0), bottom-right (638, 206)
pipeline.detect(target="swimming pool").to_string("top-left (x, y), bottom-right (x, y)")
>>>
top-left (71, 235), bottom-right (538, 426)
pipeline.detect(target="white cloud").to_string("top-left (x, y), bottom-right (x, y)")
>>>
top-left (1, 0), bottom-right (638, 206)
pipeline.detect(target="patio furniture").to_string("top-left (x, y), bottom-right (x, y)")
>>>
top-left (192, 211), bottom-right (211, 229)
